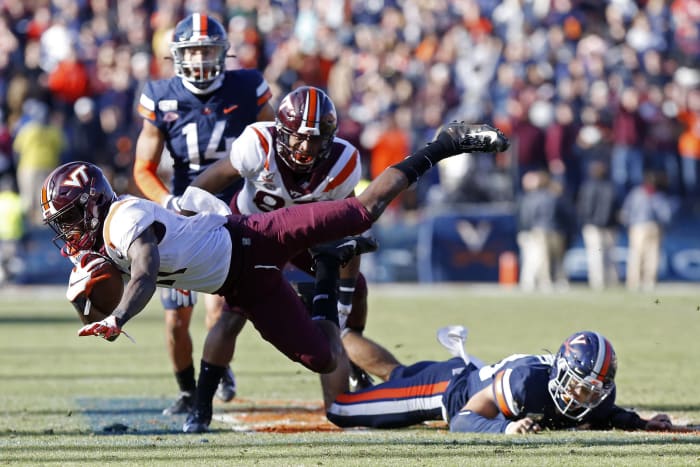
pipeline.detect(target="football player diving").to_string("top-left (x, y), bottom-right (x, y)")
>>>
top-left (182, 85), bottom-right (390, 432)
top-left (132, 12), bottom-right (275, 416)
top-left (326, 329), bottom-right (682, 434)
top-left (40, 121), bottom-right (509, 432)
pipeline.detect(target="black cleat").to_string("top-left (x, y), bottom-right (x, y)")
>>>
top-left (309, 236), bottom-right (378, 267)
top-left (162, 391), bottom-right (194, 416)
top-left (435, 122), bottom-right (510, 155)
top-left (215, 366), bottom-right (237, 403)
top-left (182, 404), bottom-right (212, 433)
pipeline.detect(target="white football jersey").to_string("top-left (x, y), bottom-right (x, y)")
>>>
top-left (230, 122), bottom-right (362, 214)
top-left (102, 196), bottom-right (232, 293)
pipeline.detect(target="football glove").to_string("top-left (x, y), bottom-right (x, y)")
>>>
top-left (162, 194), bottom-right (182, 212)
top-left (66, 251), bottom-right (113, 302)
top-left (78, 315), bottom-right (121, 340)
top-left (170, 288), bottom-right (197, 307)
top-left (77, 315), bottom-right (136, 343)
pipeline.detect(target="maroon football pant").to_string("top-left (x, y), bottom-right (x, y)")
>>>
top-left (288, 246), bottom-right (369, 332)
top-left (217, 197), bottom-right (373, 371)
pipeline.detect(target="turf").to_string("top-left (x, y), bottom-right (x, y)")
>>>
top-left (1, 284), bottom-right (699, 465)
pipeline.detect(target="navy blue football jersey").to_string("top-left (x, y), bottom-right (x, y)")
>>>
top-left (444, 353), bottom-right (642, 431)
top-left (137, 69), bottom-right (272, 202)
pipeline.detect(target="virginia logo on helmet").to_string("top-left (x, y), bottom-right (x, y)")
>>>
top-left (548, 331), bottom-right (617, 420)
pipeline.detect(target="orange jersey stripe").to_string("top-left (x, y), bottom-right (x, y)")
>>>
top-left (137, 103), bottom-right (156, 121)
top-left (334, 381), bottom-right (448, 404)
top-left (325, 150), bottom-right (358, 191)
top-left (257, 88), bottom-right (272, 106)
top-left (251, 126), bottom-right (271, 170)
top-left (493, 371), bottom-right (514, 417)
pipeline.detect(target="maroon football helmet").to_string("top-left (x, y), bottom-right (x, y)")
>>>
top-left (41, 162), bottom-right (116, 256)
top-left (275, 86), bottom-right (338, 173)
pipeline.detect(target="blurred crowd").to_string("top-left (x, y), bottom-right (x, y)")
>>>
top-left (0, 0), bottom-right (698, 285)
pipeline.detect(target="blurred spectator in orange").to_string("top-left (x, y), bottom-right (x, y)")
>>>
top-left (677, 87), bottom-right (700, 205)
top-left (368, 108), bottom-right (412, 213)
top-left (47, 49), bottom-right (91, 105)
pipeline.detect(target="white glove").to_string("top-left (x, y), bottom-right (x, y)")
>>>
top-left (78, 315), bottom-right (121, 340)
top-left (170, 288), bottom-right (197, 307)
top-left (162, 194), bottom-right (182, 212)
top-left (66, 252), bottom-right (112, 302)
top-left (179, 186), bottom-right (232, 216)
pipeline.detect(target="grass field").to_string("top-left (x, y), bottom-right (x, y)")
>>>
top-left (1, 284), bottom-right (700, 465)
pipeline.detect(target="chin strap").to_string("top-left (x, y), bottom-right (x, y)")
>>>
top-left (181, 74), bottom-right (224, 95)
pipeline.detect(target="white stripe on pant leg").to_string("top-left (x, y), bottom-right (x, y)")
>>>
top-left (328, 395), bottom-right (443, 417)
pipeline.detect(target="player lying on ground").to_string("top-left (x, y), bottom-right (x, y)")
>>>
top-left (327, 328), bottom-right (686, 434)
top-left (40, 121), bottom-right (509, 432)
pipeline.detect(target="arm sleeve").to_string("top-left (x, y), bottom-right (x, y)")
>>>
top-left (601, 406), bottom-right (648, 431)
top-left (449, 410), bottom-right (510, 433)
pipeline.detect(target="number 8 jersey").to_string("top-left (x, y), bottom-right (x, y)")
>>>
top-left (229, 121), bottom-right (362, 214)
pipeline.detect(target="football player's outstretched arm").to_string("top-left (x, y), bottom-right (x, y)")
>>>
top-left (77, 227), bottom-right (160, 341)
top-left (133, 120), bottom-right (170, 205)
top-left (605, 406), bottom-right (681, 431)
top-left (110, 226), bottom-right (160, 328)
top-left (190, 157), bottom-right (242, 196)
top-left (450, 386), bottom-right (540, 434)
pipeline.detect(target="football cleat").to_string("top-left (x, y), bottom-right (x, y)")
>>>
top-left (182, 404), bottom-right (212, 433)
top-left (162, 391), bottom-right (194, 416)
top-left (215, 366), bottom-right (237, 402)
top-left (309, 236), bottom-right (378, 267)
top-left (437, 325), bottom-right (470, 364)
top-left (435, 122), bottom-right (510, 155)
top-left (348, 362), bottom-right (374, 392)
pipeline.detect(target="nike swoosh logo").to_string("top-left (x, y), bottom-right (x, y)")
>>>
top-left (337, 240), bottom-right (357, 250)
top-left (69, 275), bottom-right (90, 288)
top-left (223, 105), bottom-right (239, 114)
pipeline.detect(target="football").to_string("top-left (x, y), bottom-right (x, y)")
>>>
top-left (68, 253), bottom-right (124, 325)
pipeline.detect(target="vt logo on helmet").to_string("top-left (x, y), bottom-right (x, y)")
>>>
top-left (170, 13), bottom-right (229, 90)
top-left (41, 162), bottom-right (116, 256)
